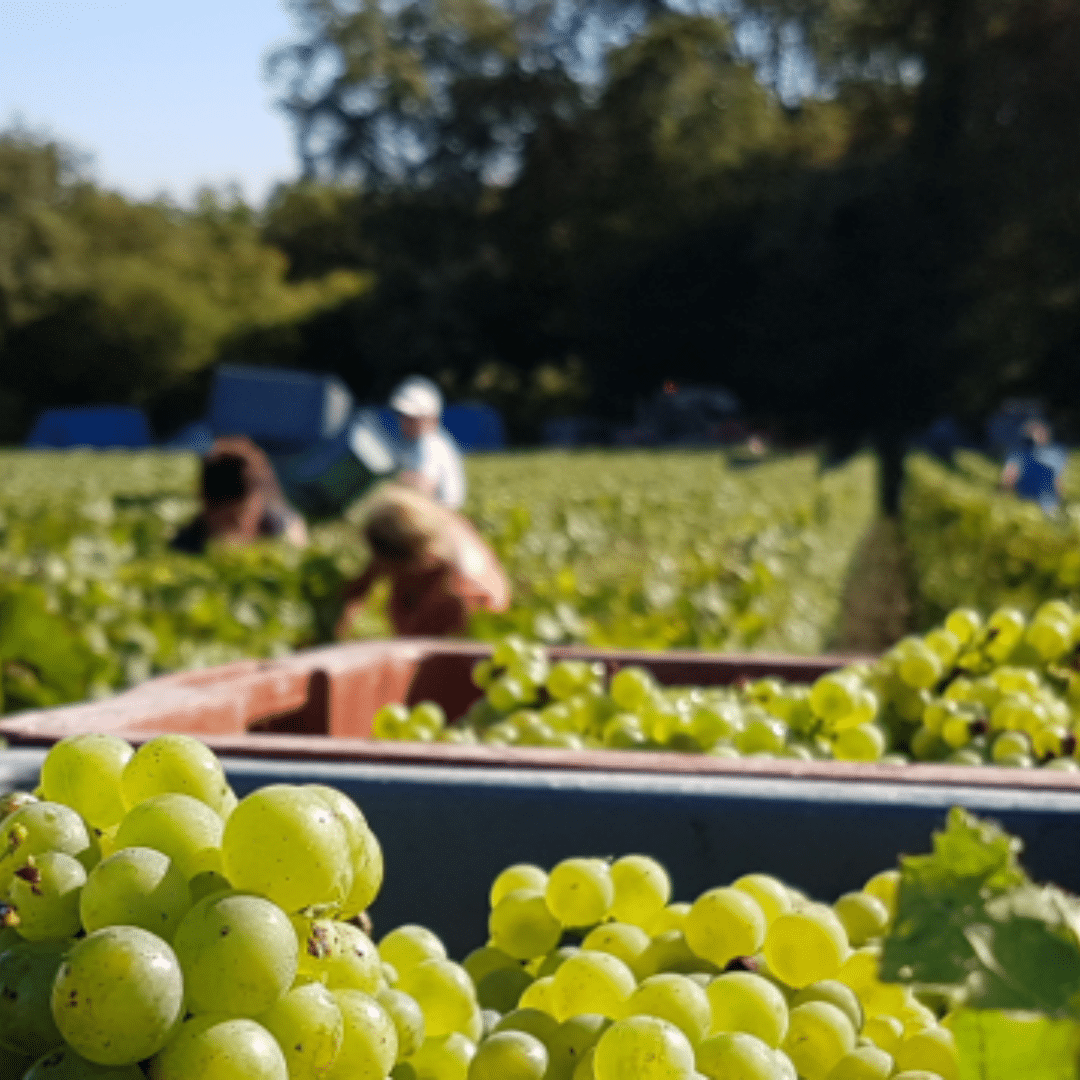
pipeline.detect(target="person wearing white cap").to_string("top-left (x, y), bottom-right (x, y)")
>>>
top-left (389, 375), bottom-right (467, 510)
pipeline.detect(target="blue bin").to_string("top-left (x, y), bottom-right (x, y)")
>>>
top-left (25, 407), bottom-right (152, 449)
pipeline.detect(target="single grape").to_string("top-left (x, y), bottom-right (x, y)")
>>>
top-left (258, 982), bottom-right (344, 1080)
top-left (476, 964), bottom-right (534, 1011)
top-left (782, 1001), bottom-right (856, 1080)
top-left (410, 702), bottom-right (447, 737)
top-left (833, 892), bottom-right (890, 946)
top-left (545, 1013), bottom-right (610, 1076)
top-left (0, 801), bottom-right (93, 893)
top-left (624, 973), bottom-right (711, 1046)
top-left (546, 859), bottom-right (614, 927)
top-left (147, 1015), bottom-right (287, 1080)
top-left (706, 971), bottom-right (789, 1048)
top-left (489, 889), bottom-right (563, 960)
top-left (80, 846), bottom-right (191, 942)
top-left (518, 974), bottom-right (557, 1013)
top-left (374, 703), bottom-right (411, 739)
top-left (407, 1032), bottom-right (476, 1080)
top-left (581, 921), bottom-right (650, 968)
top-left (379, 924), bottom-right (448, 973)
top-left (493, 1006), bottom-right (561, 1045)
top-left (0, 937), bottom-right (68, 1057)
top-left (696, 1031), bottom-right (780, 1080)
top-left (23, 1044), bottom-right (145, 1078)
top-left (7, 851), bottom-right (86, 941)
top-left (646, 903), bottom-right (691, 936)
top-left (189, 870), bottom-right (232, 903)
top-left (732, 874), bottom-right (792, 927)
top-left (468, 1029), bottom-right (548, 1080)
top-left (293, 916), bottom-right (381, 991)
top-left (833, 724), bottom-right (887, 762)
top-left (121, 733), bottom-right (230, 814)
top-left (324, 989), bottom-right (399, 1080)
top-left (893, 1027), bottom-right (959, 1080)
top-left (377, 986), bottom-right (427, 1059)
top-left (632, 930), bottom-right (709, 980)
top-left (113, 792), bottom-right (224, 880)
top-left (307, 785), bottom-right (384, 918)
top-left (790, 981), bottom-right (862, 1034)
top-left (825, 1044), bottom-right (894, 1079)
top-left (684, 887), bottom-right (766, 968)
top-left (763, 906), bottom-right (849, 988)
top-left (609, 855), bottom-right (672, 926)
top-left (222, 785), bottom-right (352, 913)
top-left (397, 958), bottom-right (478, 1038)
top-left (594, 1016), bottom-right (695, 1080)
top-left (861, 1014), bottom-right (904, 1055)
top-left (52, 925), bottom-right (184, 1065)
top-left (550, 951), bottom-right (636, 1021)
top-left (463, 944), bottom-right (521, 985)
top-left (40, 734), bottom-right (133, 829)
top-left (173, 891), bottom-right (299, 1017)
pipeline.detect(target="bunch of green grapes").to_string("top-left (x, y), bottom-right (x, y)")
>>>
top-left (0, 732), bottom-right (397, 1079)
top-left (384, 850), bottom-right (957, 1080)
top-left (374, 600), bottom-right (1080, 771)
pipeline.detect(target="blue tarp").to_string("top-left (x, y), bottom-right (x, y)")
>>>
top-left (25, 407), bottom-right (152, 449)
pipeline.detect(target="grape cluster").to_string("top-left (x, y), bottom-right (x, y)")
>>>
top-left (0, 732), bottom-right (388, 1078)
top-left (375, 602), bottom-right (1080, 770)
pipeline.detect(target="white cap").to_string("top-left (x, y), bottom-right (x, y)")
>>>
top-left (390, 376), bottom-right (442, 418)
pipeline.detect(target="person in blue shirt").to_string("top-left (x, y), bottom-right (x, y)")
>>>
top-left (1000, 421), bottom-right (1067, 514)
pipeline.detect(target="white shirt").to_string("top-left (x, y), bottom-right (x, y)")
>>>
top-left (396, 427), bottom-right (467, 510)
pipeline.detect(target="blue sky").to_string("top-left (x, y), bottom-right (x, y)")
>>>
top-left (1, 0), bottom-right (304, 205)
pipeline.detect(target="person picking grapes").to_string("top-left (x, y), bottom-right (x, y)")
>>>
top-left (336, 483), bottom-right (510, 638)
top-left (388, 376), bottom-right (467, 510)
top-left (999, 419), bottom-right (1067, 514)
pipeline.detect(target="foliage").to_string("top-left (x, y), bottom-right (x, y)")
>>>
top-left (0, 449), bottom-right (874, 714)
top-left (0, 132), bottom-right (370, 441)
top-left (902, 453), bottom-right (1080, 625)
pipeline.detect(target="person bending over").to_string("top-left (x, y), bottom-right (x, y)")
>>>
top-left (336, 484), bottom-right (509, 638)
top-left (172, 437), bottom-right (308, 554)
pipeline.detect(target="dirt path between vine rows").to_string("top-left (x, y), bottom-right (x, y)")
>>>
top-left (833, 516), bottom-right (915, 654)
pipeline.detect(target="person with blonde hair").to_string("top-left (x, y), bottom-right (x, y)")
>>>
top-left (336, 484), bottom-right (510, 637)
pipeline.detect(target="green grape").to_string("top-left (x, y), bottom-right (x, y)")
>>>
top-left (696, 1032), bottom-right (780, 1080)
top-left (550, 951), bottom-right (636, 1021)
top-left (472, 659), bottom-right (496, 690)
top-left (410, 702), bottom-right (447, 737)
top-left (52, 926), bottom-right (184, 1065)
top-left (825, 1045), bottom-right (893, 1080)
top-left (113, 792), bottom-right (224, 880)
top-left (0, 937), bottom-right (68, 1057)
top-left (790, 981), bottom-right (862, 1035)
top-left (944, 608), bottom-right (981, 645)
top-left (463, 944), bottom-right (520, 985)
top-left (293, 916), bottom-right (381, 991)
top-left (380, 924), bottom-right (448, 973)
top-left (398, 958), bottom-right (478, 1037)
top-left (378, 986), bottom-right (427, 1059)
top-left (690, 703), bottom-right (742, 745)
top-left (581, 922), bottom-right (650, 968)
top-left (407, 1032), bottom-right (476, 1080)
top-left (476, 964), bottom-right (533, 1011)
top-left (893, 1027), bottom-right (959, 1080)
top-left (467, 1030), bottom-right (548, 1080)
top-left (121, 734), bottom-right (230, 814)
top-left (624, 973), bottom-right (711, 1046)
top-left (492, 636), bottom-right (530, 669)
top-left (923, 629), bottom-right (960, 666)
top-left (684, 887), bottom-right (766, 968)
top-left (985, 608), bottom-right (1025, 661)
top-left (609, 668), bottom-right (656, 711)
top-left (809, 673), bottom-right (859, 722)
top-left (546, 1014), bottom-right (610, 1077)
top-left (40, 734), bottom-right (133, 829)
top-left (7, 851), bottom-right (85, 941)
top-left (897, 642), bottom-right (943, 691)
top-left (763, 906), bottom-right (850, 988)
top-left (0, 801), bottom-right (93, 893)
top-left (706, 971), bottom-right (789, 1048)
top-left (307, 785), bottom-right (384, 918)
top-left (571, 1045), bottom-right (596, 1080)
top-left (173, 892), bottom-right (299, 1017)
top-left (489, 889), bottom-right (562, 960)
top-left (546, 858), bottom-right (614, 927)
top-left (601, 714), bottom-right (647, 749)
top-left (324, 989), bottom-right (398, 1080)
top-left (23, 1045), bottom-right (145, 1077)
top-left (536, 944), bottom-right (580, 977)
top-left (488, 675), bottom-right (529, 714)
top-left (222, 785), bottom-right (352, 913)
top-left (861, 1014), bottom-right (904, 1054)
top-left (782, 1002), bottom-right (856, 1080)
top-left (632, 930), bottom-right (709, 980)
top-left (80, 846), bottom-right (191, 942)
top-left (593, 1016), bottom-right (695, 1080)
top-left (374, 703), bottom-right (410, 739)
top-left (735, 715), bottom-right (788, 755)
top-left (189, 870), bottom-right (232, 903)
top-left (992, 730), bottom-right (1031, 763)
top-left (493, 1006), bottom-right (560, 1042)
top-left (833, 892), bottom-right (889, 947)
top-left (147, 1015), bottom-right (287, 1079)
top-left (547, 661), bottom-right (591, 702)
top-left (1026, 617), bottom-right (1073, 661)
top-left (832, 724), bottom-right (886, 762)
top-left (647, 903), bottom-right (691, 935)
top-left (733, 874), bottom-right (791, 927)
top-left (258, 982), bottom-right (344, 1080)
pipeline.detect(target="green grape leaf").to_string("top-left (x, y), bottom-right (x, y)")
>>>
top-left (883, 810), bottom-right (1080, 1015)
top-left (949, 1009), bottom-right (1080, 1080)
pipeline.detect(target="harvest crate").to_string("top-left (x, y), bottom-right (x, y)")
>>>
top-left (5, 641), bottom-right (1080, 952)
